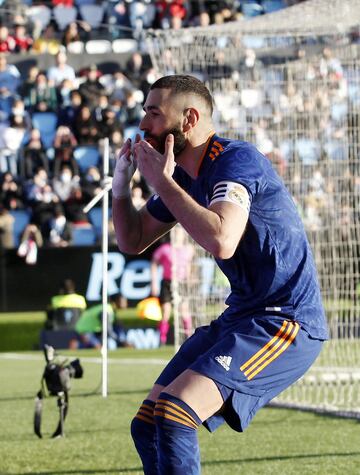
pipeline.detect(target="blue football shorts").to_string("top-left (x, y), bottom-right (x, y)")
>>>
top-left (156, 307), bottom-right (324, 432)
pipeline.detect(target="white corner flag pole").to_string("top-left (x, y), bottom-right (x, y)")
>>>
top-left (83, 137), bottom-right (111, 398)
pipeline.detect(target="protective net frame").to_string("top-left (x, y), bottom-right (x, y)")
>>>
top-left (145, 0), bottom-right (360, 418)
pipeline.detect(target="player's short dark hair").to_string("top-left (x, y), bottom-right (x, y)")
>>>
top-left (150, 74), bottom-right (213, 115)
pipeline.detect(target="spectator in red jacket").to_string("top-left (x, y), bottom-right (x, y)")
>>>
top-left (13, 22), bottom-right (33, 53)
top-left (52, 0), bottom-right (75, 6)
top-left (155, 0), bottom-right (188, 29)
top-left (0, 25), bottom-right (15, 53)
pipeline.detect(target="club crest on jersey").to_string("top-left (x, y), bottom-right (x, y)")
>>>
top-left (229, 186), bottom-right (248, 206)
top-left (210, 181), bottom-right (250, 213)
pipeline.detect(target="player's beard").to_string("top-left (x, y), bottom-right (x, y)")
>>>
top-left (144, 125), bottom-right (187, 157)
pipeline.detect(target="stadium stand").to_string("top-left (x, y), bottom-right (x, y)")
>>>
top-left (9, 208), bottom-right (31, 247)
top-left (88, 206), bottom-right (110, 240)
top-left (53, 5), bottom-right (78, 31)
top-left (71, 225), bottom-right (97, 246)
top-left (0, 0), bottom-right (334, 252)
top-left (73, 145), bottom-right (100, 173)
top-left (31, 112), bottom-right (58, 150)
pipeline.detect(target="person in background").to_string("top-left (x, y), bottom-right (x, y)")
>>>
top-left (57, 89), bottom-right (83, 129)
top-left (79, 64), bottom-right (105, 106)
top-left (0, 106), bottom-right (27, 176)
top-left (19, 65), bottom-right (39, 100)
top-left (17, 222), bottom-right (43, 265)
top-left (126, 52), bottom-right (147, 90)
top-left (81, 165), bottom-right (102, 204)
top-left (69, 293), bottom-right (128, 350)
top-left (61, 20), bottom-right (91, 49)
top-left (13, 20), bottom-right (33, 53)
top-left (25, 167), bottom-right (60, 238)
top-left (151, 227), bottom-right (194, 345)
top-left (0, 53), bottom-right (21, 99)
top-left (131, 184), bottom-right (146, 210)
top-left (52, 165), bottom-right (84, 223)
top-left (0, 202), bottom-right (14, 249)
top-left (25, 71), bottom-right (58, 113)
top-left (0, 171), bottom-right (24, 209)
top-left (53, 125), bottom-right (79, 178)
top-left (20, 128), bottom-right (49, 179)
top-left (73, 104), bottom-right (100, 145)
top-left (31, 21), bottom-right (61, 56)
top-left (46, 278), bottom-right (87, 329)
top-left (47, 205), bottom-right (72, 247)
top-left (47, 50), bottom-right (76, 87)
top-left (0, 25), bottom-right (15, 53)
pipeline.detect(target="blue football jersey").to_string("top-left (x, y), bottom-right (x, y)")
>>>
top-left (147, 134), bottom-right (328, 339)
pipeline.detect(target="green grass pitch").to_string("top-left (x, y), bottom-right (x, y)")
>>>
top-left (0, 347), bottom-right (359, 475)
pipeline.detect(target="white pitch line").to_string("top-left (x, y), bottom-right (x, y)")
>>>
top-left (0, 352), bottom-right (169, 365)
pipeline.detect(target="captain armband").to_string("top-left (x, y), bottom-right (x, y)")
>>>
top-left (209, 181), bottom-right (251, 214)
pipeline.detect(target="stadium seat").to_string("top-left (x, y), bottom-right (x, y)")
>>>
top-left (53, 5), bottom-right (77, 31)
top-left (26, 5), bottom-right (51, 32)
top-left (262, 0), bottom-right (286, 13)
top-left (85, 40), bottom-right (112, 54)
top-left (79, 4), bottom-right (105, 29)
top-left (112, 39), bottom-right (138, 54)
top-left (75, 0), bottom-right (96, 5)
top-left (88, 207), bottom-right (111, 240)
top-left (73, 145), bottom-right (100, 173)
top-left (31, 112), bottom-right (58, 150)
top-left (71, 225), bottom-right (97, 246)
top-left (10, 209), bottom-right (31, 247)
top-left (241, 2), bottom-right (264, 17)
top-left (66, 41), bottom-right (85, 54)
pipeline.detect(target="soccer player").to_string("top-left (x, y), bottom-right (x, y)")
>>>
top-left (112, 75), bottom-right (328, 474)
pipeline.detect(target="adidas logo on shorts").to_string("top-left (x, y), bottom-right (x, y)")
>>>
top-left (215, 355), bottom-right (232, 371)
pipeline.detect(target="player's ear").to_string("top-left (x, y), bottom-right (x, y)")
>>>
top-left (183, 107), bottom-right (199, 131)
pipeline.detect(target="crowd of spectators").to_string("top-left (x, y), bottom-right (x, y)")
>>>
top-left (0, 42), bottom-right (159, 255)
top-left (0, 0), bottom-right (356, 263)
top-left (210, 43), bottom-right (360, 243)
top-left (0, 1), bottom-right (304, 51)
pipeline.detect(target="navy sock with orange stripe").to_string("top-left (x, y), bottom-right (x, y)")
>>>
top-left (155, 392), bottom-right (202, 475)
top-left (130, 399), bottom-right (158, 475)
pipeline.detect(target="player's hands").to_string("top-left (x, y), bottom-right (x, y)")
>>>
top-left (134, 134), bottom-right (175, 192)
top-left (112, 137), bottom-right (138, 199)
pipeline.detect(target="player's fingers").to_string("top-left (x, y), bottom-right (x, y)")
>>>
top-left (140, 139), bottom-right (154, 150)
top-left (120, 137), bottom-right (131, 154)
top-left (117, 138), bottom-right (132, 161)
top-left (164, 134), bottom-right (174, 157)
top-left (133, 142), bottom-right (146, 161)
top-left (133, 142), bottom-right (139, 159)
top-left (135, 133), bottom-right (142, 144)
top-left (136, 141), bottom-right (154, 156)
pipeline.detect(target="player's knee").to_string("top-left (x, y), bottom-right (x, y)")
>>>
top-left (130, 400), bottom-right (156, 443)
top-left (130, 415), bottom-right (141, 443)
top-left (155, 392), bottom-right (202, 431)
